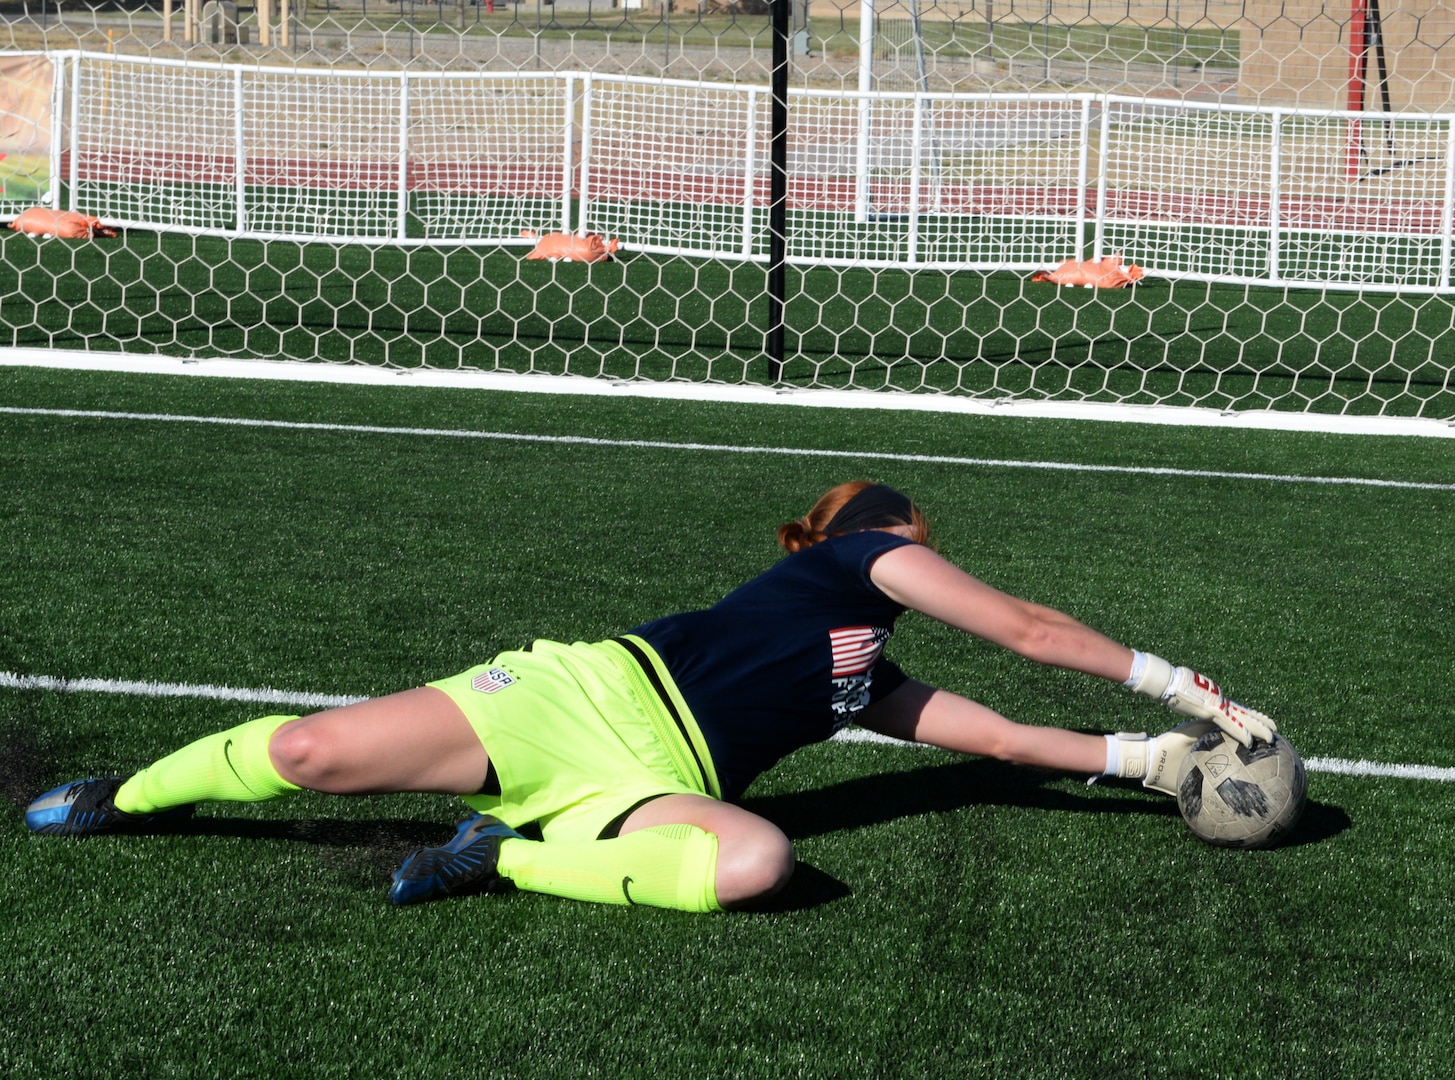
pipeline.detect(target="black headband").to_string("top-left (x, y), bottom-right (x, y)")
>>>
top-left (822, 484), bottom-right (917, 536)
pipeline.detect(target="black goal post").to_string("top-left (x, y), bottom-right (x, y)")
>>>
top-left (766, 0), bottom-right (790, 383)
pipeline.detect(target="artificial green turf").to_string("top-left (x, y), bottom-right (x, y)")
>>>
top-left (3, 230), bottom-right (1452, 417)
top-left (3, 365), bottom-right (1455, 1077)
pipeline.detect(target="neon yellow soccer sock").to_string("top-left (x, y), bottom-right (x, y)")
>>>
top-left (495, 824), bottom-right (722, 913)
top-left (114, 715), bottom-right (303, 814)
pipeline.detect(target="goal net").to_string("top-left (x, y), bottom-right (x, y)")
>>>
top-left (2, 1), bottom-right (1454, 419)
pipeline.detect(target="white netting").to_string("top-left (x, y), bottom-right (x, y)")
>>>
top-left (409, 72), bottom-right (573, 241)
top-left (581, 76), bottom-right (766, 259)
top-left (70, 59), bottom-right (237, 231)
top-left (243, 68), bottom-right (401, 238)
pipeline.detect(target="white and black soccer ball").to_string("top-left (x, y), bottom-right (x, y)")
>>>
top-left (1176, 730), bottom-right (1307, 849)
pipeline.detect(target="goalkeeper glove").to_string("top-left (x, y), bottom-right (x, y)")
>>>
top-left (1124, 652), bottom-right (1276, 748)
top-left (1106, 721), bottom-right (1217, 796)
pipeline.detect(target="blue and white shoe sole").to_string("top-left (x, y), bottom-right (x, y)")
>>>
top-left (25, 778), bottom-right (194, 835)
top-left (388, 815), bottom-right (524, 905)
top-left (25, 778), bottom-right (113, 834)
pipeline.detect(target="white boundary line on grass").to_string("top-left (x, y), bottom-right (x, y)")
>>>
top-left (4, 669), bottom-right (1454, 784)
top-left (836, 727), bottom-right (1455, 783)
top-left (0, 671), bottom-right (364, 711)
top-left (6, 404), bottom-right (1455, 492)
top-left (4, 347), bottom-right (1455, 440)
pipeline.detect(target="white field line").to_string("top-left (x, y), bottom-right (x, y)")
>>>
top-left (0, 671), bottom-right (365, 711)
top-left (4, 669), bottom-right (1453, 784)
top-left (835, 726), bottom-right (1455, 782)
top-left (2, 404), bottom-right (1454, 492)
top-left (4, 349), bottom-right (1455, 439)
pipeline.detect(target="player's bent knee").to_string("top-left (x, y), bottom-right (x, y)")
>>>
top-left (717, 827), bottom-right (796, 909)
top-left (753, 833), bottom-right (797, 898)
top-left (267, 721), bottom-right (342, 789)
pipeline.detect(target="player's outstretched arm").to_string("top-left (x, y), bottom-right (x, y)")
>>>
top-left (868, 541), bottom-right (1275, 748)
top-left (859, 680), bottom-right (1109, 774)
top-left (859, 681), bottom-right (1217, 796)
top-left (868, 542), bottom-right (1135, 680)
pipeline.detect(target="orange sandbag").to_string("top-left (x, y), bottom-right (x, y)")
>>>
top-left (8, 207), bottom-right (118, 239)
top-left (1031, 254), bottom-right (1144, 288)
top-left (522, 229), bottom-right (620, 263)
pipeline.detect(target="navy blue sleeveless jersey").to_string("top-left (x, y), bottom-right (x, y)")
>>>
top-left (630, 530), bottom-right (916, 802)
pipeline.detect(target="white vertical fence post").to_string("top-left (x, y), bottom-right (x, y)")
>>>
top-left (577, 76), bottom-right (594, 235)
top-left (855, 0), bottom-right (875, 223)
top-left (48, 52), bottom-right (67, 210)
top-left (743, 86), bottom-right (759, 259)
top-left (907, 93), bottom-right (923, 264)
top-left (1439, 117), bottom-right (1455, 291)
top-left (1076, 95), bottom-right (1092, 260)
top-left (397, 74), bottom-right (411, 242)
top-left (1092, 95), bottom-right (1111, 261)
top-left (234, 67), bottom-right (246, 232)
top-left (1269, 109), bottom-right (1284, 283)
top-left (67, 54), bottom-right (81, 211)
top-left (561, 74), bottom-right (577, 235)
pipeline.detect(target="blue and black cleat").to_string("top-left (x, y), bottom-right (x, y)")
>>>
top-left (389, 813), bottom-right (525, 906)
top-left (25, 777), bottom-right (195, 836)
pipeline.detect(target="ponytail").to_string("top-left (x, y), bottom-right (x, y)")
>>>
top-left (776, 516), bottom-right (827, 554)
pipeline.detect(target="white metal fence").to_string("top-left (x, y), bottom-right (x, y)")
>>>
top-left (22, 51), bottom-right (1455, 293)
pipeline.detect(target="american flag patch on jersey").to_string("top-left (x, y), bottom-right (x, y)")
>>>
top-left (471, 668), bottom-right (516, 693)
top-left (829, 626), bottom-right (890, 677)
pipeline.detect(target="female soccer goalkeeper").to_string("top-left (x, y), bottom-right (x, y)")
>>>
top-left (26, 481), bottom-right (1276, 912)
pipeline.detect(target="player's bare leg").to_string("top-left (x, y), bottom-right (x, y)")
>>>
top-left (268, 687), bottom-right (490, 795)
top-left (26, 688), bottom-right (491, 835)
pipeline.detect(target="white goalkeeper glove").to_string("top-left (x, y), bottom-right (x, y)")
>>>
top-left (1107, 720), bottom-right (1218, 796)
top-left (1124, 652), bottom-right (1276, 748)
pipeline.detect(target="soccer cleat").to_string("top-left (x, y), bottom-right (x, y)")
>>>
top-left (25, 777), bottom-right (195, 836)
top-left (388, 814), bottom-right (525, 906)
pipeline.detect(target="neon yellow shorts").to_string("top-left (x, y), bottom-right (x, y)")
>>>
top-left (429, 635), bottom-right (720, 845)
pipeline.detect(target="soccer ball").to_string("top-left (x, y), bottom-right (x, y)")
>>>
top-left (1176, 730), bottom-right (1307, 849)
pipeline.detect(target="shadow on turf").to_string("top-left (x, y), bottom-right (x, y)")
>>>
top-left (747, 861), bottom-right (853, 913)
top-left (6, 752), bottom-right (1348, 907)
top-left (1280, 798), bottom-right (1351, 849)
top-left (177, 816), bottom-right (859, 908)
top-left (743, 757), bottom-right (1174, 841)
top-left (181, 815), bottom-right (455, 887)
top-left (741, 757), bottom-right (1351, 852)
top-left (0, 719), bottom-right (51, 811)
top-left (727, 811), bottom-right (1360, 912)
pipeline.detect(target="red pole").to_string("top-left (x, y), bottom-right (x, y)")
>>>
top-left (1346, 0), bottom-right (1368, 180)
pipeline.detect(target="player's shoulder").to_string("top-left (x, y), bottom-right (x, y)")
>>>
top-left (815, 529), bottom-right (919, 560)
top-left (819, 529), bottom-right (921, 577)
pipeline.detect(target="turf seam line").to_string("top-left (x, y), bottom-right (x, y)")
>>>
top-left (3, 405), bottom-right (1453, 492)
top-left (5, 669), bottom-right (1453, 784)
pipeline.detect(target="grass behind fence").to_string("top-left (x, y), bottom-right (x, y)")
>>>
top-left (3, 230), bottom-right (1453, 417)
top-left (2, 365), bottom-right (1455, 1076)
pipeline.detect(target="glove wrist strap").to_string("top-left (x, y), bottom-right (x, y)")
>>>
top-left (1105, 732), bottom-right (1150, 779)
top-left (1125, 651), bottom-right (1175, 699)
